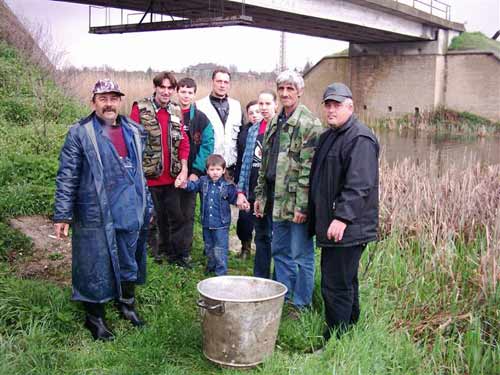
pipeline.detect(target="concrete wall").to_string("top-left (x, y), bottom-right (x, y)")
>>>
top-left (445, 53), bottom-right (500, 121)
top-left (302, 56), bottom-right (350, 116)
top-left (350, 54), bottom-right (438, 119)
top-left (304, 49), bottom-right (500, 122)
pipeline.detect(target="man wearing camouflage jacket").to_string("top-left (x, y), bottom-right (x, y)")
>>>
top-left (254, 70), bottom-right (324, 312)
top-left (130, 71), bottom-right (191, 267)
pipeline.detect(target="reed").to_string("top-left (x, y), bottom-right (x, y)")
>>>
top-left (379, 157), bottom-right (499, 296)
top-left (60, 68), bottom-right (275, 118)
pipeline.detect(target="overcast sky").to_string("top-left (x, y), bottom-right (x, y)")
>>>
top-left (5, 0), bottom-right (499, 72)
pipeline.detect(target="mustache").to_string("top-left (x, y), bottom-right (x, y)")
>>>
top-left (102, 106), bottom-right (116, 112)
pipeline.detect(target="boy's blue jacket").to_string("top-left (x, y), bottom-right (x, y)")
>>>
top-left (186, 176), bottom-right (238, 228)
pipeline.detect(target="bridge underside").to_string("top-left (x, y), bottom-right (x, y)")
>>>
top-left (50, 0), bottom-right (464, 43)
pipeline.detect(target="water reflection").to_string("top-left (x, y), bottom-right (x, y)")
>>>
top-left (376, 129), bottom-right (500, 171)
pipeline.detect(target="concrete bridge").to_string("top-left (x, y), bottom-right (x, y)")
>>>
top-left (50, 0), bottom-right (464, 42)
top-left (51, 0), bottom-right (497, 121)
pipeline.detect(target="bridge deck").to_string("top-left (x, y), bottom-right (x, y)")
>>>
top-left (50, 0), bottom-right (464, 42)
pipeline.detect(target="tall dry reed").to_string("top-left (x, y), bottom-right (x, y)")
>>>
top-left (380, 157), bottom-right (500, 296)
top-left (61, 69), bottom-right (275, 118)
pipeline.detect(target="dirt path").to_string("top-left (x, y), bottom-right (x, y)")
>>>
top-left (9, 215), bottom-right (71, 285)
top-left (7, 212), bottom-right (254, 285)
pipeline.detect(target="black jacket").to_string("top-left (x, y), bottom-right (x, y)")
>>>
top-left (308, 115), bottom-right (379, 248)
top-left (234, 121), bottom-right (252, 184)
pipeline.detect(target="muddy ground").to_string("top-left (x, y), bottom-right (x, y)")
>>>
top-left (8, 212), bottom-right (252, 285)
top-left (9, 215), bottom-right (72, 285)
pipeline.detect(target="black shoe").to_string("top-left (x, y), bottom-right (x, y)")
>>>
top-left (118, 303), bottom-right (145, 327)
top-left (175, 257), bottom-right (193, 269)
top-left (84, 314), bottom-right (114, 341)
top-left (153, 256), bottom-right (163, 264)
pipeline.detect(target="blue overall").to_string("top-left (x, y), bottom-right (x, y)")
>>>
top-left (54, 113), bottom-right (150, 303)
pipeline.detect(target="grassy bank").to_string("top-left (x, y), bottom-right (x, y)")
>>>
top-left (370, 107), bottom-right (500, 136)
top-left (449, 32), bottom-right (500, 54)
top-left (0, 39), bottom-right (498, 374)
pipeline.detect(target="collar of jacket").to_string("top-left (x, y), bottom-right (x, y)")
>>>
top-left (209, 94), bottom-right (228, 103)
top-left (331, 114), bottom-right (356, 135)
top-left (268, 103), bottom-right (305, 137)
top-left (208, 176), bottom-right (226, 185)
top-left (88, 111), bottom-right (127, 134)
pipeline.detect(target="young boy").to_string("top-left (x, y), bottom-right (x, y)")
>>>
top-left (176, 154), bottom-right (246, 275)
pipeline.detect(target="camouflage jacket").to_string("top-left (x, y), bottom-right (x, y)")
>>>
top-left (136, 97), bottom-right (184, 178)
top-left (254, 104), bottom-right (324, 221)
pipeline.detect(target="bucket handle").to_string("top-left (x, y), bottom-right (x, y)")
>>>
top-left (197, 299), bottom-right (225, 316)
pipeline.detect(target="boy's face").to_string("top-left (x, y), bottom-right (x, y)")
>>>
top-left (177, 85), bottom-right (196, 109)
top-left (207, 165), bottom-right (225, 181)
top-left (247, 104), bottom-right (262, 124)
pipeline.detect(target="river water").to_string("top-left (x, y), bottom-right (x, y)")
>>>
top-left (376, 129), bottom-right (500, 169)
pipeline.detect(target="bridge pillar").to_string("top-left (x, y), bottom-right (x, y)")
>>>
top-left (348, 29), bottom-right (460, 121)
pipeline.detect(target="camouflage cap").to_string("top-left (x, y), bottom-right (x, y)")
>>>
top-left (92, 78), bottom-right (125, 97)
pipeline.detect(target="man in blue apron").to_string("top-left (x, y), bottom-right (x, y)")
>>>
top-left (53, 79), bottom-right (151, 341)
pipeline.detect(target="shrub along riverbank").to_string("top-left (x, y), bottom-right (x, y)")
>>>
top-left (370, 107), bottom-right (500, 136)
top-left (0, 41), bottom-right (498, 374)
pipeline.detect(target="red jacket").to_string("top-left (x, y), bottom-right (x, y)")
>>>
top-left (130, 103), bottom-right (190, 186)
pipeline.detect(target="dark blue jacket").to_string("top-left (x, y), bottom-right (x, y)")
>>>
top-left (54, 113), bottom-right (150, 303)
top-left (186, 176), bottom-right (238, 228)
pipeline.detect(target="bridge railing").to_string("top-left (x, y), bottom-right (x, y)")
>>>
top-left (394, 0), bottom-right (451, 20)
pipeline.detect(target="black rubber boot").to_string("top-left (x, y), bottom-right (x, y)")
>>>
top-left (118, 282), bottom-right (145, 327)
top-left (83, 302), bottom-right (114, 342)
top-left (239, 240), bottom-right (252, 260)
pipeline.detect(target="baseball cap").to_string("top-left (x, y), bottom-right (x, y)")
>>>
top-left (322, 83), bottom-right (352, 103)
top-left (92, 79), bottom-right (125, 97)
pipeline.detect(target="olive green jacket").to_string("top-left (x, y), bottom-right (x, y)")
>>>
top-left (254, 104), bottom-right (324, 221)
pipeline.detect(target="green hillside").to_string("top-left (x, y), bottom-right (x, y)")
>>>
top-left (449, 31), bottom-right (500, 54)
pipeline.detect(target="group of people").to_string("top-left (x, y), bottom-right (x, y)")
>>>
top-left (53, 67), bottom-right (379, 347)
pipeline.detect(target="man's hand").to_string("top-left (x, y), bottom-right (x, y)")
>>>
top-left (293, 210), bottom-right (307, 224)
top-left (327, 219), bottom-right (347, 242)
top-left (54, 223), bottom-right (69, 239)
top-left (254, 200), bottom-right (263, 218)
top-left (188, 173), bottom-right (199, 182)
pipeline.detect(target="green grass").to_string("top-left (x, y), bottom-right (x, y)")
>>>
top-left (0, 234), bottom-right (498, 374)
top-left (449, 32), bottom-right (500, 54)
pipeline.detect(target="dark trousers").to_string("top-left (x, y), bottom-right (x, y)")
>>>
top-left (236, 205), bottom-right (255, 242)
top-left (253, 213), bottom-right (273, 279)
top-left (321, 244), bottom-right (365, 338)
top-left (149, 185), bottom-right (196, 262)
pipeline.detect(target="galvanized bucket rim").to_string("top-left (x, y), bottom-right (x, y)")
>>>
top-left (197, 275), bottom-right (288, 303)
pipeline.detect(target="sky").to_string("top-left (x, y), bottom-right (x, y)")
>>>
top-left (5, 0), bottom-right (500, 72)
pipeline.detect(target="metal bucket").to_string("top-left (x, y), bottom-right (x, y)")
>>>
top-left (197, 276), bottom-right (287, 369)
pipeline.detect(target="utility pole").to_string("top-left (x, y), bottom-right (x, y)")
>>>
top-left (279, 31), bottom-right (286, 72)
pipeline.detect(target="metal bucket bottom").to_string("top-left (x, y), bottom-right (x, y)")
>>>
top-left (197, 276), bottom-right (287, 368)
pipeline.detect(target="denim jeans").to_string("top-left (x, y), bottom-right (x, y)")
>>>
top-left (271, 220), bottom-right (315, 308)
top-left (203, 227), bottom-right (229, 276)
top-left (253, 213), bottom-right (273, 279)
